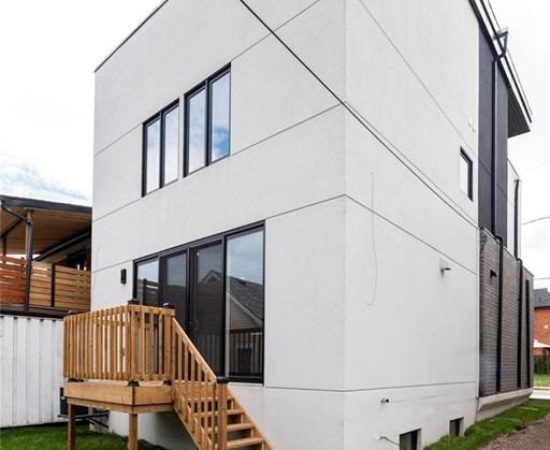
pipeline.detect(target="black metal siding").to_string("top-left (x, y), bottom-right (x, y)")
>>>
top-left (478, 28), bottom-right (508, 244)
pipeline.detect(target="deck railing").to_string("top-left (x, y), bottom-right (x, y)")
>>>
top-left (63, 303), bottom-right (229, 449)
top-left (63, 304), bottom-right (175, 382)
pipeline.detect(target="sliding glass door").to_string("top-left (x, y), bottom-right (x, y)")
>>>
top-left (133, 225), bottom-right (264, 381)
top-left (163, 253), bottom-right (188, 329)
top-left (226, 229), bottom-right (264, 380)
top-left (190, 242), bottom-right (224, 375)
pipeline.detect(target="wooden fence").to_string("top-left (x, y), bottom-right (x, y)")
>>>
top-left (0, 256), bottom-right (90, 312)
top-left (0, 256), bottom-right (26, 304)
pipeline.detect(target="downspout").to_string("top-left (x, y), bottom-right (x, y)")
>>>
top-left (516, 258), bottom-right (523, 389)
top-left (525, 279), bottom-right (531, 387)
top-left (494, 234), bottom-right (504, 393)
top-left (514, 179), bottom-right (520, 257)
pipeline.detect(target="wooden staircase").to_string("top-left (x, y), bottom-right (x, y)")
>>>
top-left (63, 304), bottom-right (274, 450)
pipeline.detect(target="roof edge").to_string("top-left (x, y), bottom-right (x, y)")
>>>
top-left (469, 0), bottom-right (532, 133)
top-left (95, 0), bottom-right (171, 73)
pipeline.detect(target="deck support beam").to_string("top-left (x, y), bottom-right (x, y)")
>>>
top-left (128, 413), bottom-right (138, 450)
top-left (67, 403), bottom-right (76, 450)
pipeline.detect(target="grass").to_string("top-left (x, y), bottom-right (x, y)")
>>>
top-left (0, 424), bottom-right (169, 450)
top-left (425, 399), bottom-right (550, 450)
top-left (534, 373), bottom-right (550, 387)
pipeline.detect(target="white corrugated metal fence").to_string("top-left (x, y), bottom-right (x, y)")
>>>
top-left (0, 314), bottom-right (64, 427)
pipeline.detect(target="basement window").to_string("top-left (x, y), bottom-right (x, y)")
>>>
top-left (399, 429), bottom-right (420, 450)
top-left (460, 148), bottom-right (473, 200)
top-left (449, 418), bottom-right (464, 437)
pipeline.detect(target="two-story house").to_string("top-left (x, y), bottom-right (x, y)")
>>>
top-left (63, 1), bottom-right (534, 449)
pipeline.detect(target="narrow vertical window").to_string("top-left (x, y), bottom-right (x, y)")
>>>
top-left (226, 228), bottom-right (264, 380)
top-left (145, 118), bottom-right (161, 194)
top-left (210, 72), bottom-right (231, 162)
top-left (185, 66), bottom-right (231, 175)
top-left (163, 105), bottom-right (179, 184)
top-left (460, 149), bottom-right (473, 200)
top-left (186, 89), bottom-right (207, 174)
top-left (142, 101), bottom-right (179, 196)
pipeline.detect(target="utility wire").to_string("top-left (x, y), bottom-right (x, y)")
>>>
top-left (237, 0), bottom-right (479, 231)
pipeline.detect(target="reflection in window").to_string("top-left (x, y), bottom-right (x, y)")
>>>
top-left (136, 259), bottom-right (159, 306)
top-left (193, 243), bottom-right (224, 374)
top-left (226, 229), bottom-right (264, 379)
top-left (145, 119), bottom-right (161, 194)
top-left (143, 102), bottom-right (179, 196)
top-left (187, 89), bottom-right (207, 173)
top-left (164, 253), bottom-right (187, 324)
top-left (163, 105), bottom-right (179, 184)
top-left (210, 72), bottom-right (230, 162)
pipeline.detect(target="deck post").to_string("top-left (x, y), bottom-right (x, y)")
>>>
top-left (128, 413), bottom-right (138, 450)
top-left (216, 377), bottom-right (229, 450)
top-left (67, 403), bottom-right (76, 450)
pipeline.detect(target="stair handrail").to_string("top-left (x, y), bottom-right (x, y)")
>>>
top-left (171, 318), bottom-right (227, 450)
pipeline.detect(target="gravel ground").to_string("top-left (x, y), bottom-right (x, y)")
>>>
top-left (480, 415), bottom-right (550, 450)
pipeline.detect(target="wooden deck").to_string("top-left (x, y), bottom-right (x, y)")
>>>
top-left (64, 380), bottom-right (173, 414)
top-left (63, 304), bottom-right (274, 450)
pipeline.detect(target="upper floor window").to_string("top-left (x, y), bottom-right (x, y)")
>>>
top-left (143, 102), bottom-right (179, 195)
top-left (185, 67), bottom-right (231, 175)
top-left (460, 149), bottom-right (473, 200)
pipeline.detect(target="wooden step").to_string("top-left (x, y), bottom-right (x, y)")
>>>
top-left (198, 408), bottom-right (243, 417)
top-left (208, 422), bottom-right (254, 433)
top-left (226, 437), bottom-right (264, 449)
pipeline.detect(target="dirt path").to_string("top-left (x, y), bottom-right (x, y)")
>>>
top-left (480, 415), bottom-right (550, 450)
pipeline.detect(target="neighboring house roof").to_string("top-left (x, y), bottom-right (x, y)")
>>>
top-left (229, 277), bottom-right (264, 322)
top-left (534, 339), bottom-right (550, 349)
top-left (534, 288), bottom-right (550, 308)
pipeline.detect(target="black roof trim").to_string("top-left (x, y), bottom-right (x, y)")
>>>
top-left (469, 0), bottom-right (532, 134)
top-left (0, 195), bottom-right (91, 215)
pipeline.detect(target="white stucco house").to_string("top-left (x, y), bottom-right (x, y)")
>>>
top-left (91, 0), bottom-right (534, 448)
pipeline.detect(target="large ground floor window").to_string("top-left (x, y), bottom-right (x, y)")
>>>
top-left (134, 224), bottom-right (264, 382)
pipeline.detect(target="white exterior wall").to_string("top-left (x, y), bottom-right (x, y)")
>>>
top-left (93, 0), bottom-right (347, 448)
top-left (0, 315), bottom-right (64, 427)
top-left (93, 0), bottom-right (484, 448)
top-left (342, 0), bottom-right (480, 447)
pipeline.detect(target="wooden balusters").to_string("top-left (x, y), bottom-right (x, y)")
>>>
top-left (63, 304), bottom-right (175, 382)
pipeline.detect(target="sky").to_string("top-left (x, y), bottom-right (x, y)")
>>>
top-left (0, 0), bottom-right (548, 287)
top-left (491, 0), bottom-right (550, 289)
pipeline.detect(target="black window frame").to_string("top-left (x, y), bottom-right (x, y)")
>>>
top-left (132, 221), bottom-right (265, 383)
top-left (184, 65), bottom-right (231, 176)
top-left (399, 429), bottom-right (420, 450)
top-left (460, 148), bottom-right (474, 200)
top-left (142, 100), bottom-right (180, 196)
top-left (133, 256), bottom-right (161, 305)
